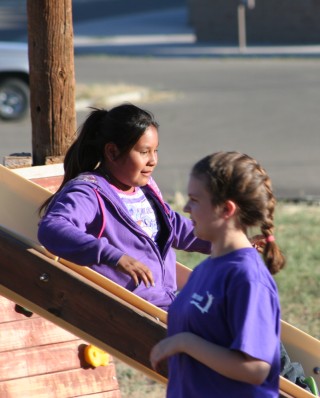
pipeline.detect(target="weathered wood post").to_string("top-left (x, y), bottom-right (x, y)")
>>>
top-left (27, 0), bottom-right (76, 166)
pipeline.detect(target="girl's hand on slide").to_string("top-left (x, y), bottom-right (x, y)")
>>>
top-left (117, 254), bottom-right (155, 287)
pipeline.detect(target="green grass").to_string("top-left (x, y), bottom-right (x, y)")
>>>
top-left (273, 203), bottom-right (320, 339)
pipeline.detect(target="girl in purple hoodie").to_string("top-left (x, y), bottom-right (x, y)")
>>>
top-left (38, 104), bottom-right (211, 310)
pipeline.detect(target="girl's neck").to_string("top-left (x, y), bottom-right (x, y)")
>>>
top-left (210, 232), bottom-right (252, 258)
top-left (99, 166), bottom-right (134, 193)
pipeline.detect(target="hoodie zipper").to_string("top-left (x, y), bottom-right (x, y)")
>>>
top-left (96, 186), bottom-right (169, 279)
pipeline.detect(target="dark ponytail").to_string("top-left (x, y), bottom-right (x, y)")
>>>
top-left (63, 108), bottom-right (108, 182)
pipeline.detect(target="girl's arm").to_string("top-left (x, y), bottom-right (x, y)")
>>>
top-left (147, 178), bottom-right (211, 253)
top-left (38, 186), bottom-right (124, 266)
top-left (169, 208), bottom-right (211, 254)
top-left (150, 332), bottom-right (271, 385)
top-left (38, 186), bottom-right (155, 286)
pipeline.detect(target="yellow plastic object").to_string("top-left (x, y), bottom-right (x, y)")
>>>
top-left (84, 344), bottom-right (110, 367)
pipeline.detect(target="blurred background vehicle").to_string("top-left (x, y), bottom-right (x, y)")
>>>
top-left (0, 42), bottom-right (29, 121)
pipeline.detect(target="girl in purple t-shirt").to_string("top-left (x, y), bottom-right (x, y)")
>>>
top-left (150, 151), bottom-right (286, 397)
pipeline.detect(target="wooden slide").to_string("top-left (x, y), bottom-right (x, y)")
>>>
top-left (1, 164), bottom-right (319, 397)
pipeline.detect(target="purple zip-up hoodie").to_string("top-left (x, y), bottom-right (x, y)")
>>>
top-left (38, 172), bottom-right (211, 310)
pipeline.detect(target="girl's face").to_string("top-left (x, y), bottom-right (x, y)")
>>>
top-left (112, 125), bottom-right (159, 190)
top-left (184, 175), bottom-right (223, 242)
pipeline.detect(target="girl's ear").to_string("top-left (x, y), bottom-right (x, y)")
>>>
top-left (104, 143), bottom-right (119, 162)
top-left (222, 200), bottom-right (237, 219)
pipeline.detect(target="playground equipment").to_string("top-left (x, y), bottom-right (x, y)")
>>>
top-left (0, 164), bottom-right (319, 397)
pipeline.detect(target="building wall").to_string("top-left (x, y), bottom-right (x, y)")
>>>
top-left (188, 0), bottom-right (320, 45)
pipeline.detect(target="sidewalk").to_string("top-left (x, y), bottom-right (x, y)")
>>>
top-left (73, 7), bottom-right (320, 58)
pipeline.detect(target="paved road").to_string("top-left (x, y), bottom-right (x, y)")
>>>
top-left (74, 56), bottom-right (320, 201)
top-left (2, 56), bottom-right (320, 200)
top-left (1, 1), bottom-right (320, 201)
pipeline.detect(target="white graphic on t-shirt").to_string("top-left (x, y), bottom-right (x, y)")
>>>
top-left (190, 291), bottom-right (214, 314)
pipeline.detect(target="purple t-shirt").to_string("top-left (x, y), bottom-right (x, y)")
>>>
top-left (167, 248), bottom-right (281, 398)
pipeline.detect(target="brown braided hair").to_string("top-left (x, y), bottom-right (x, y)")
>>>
top-left (191, 151), bottom-right (286, 275)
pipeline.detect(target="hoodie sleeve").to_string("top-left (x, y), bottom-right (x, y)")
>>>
top-left (146, 178), bottom-right (211, 255)
top-left (169, 206), bottom-right (212, 254)
top-left (38, 184), bottom-right (124, 267)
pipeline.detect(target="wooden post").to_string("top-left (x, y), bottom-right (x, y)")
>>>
top-left (27, 0), bottom-right (76, 166)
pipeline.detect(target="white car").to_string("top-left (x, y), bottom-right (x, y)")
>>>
top-left (0, 42), bottom-right (29, 121)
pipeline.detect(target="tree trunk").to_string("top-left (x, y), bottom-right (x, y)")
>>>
top-left (27, 0), bottom-right (76, 166)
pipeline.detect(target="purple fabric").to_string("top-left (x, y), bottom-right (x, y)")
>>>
top-left (166, 248), bottom-right (281, 397)
top-left (38, 172), bottom-right (211, 310)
